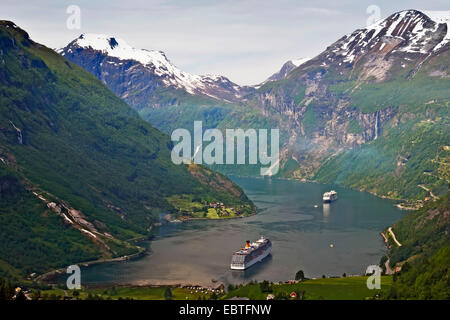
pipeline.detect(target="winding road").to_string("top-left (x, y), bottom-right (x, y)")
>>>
top-left (388, 227), bottom-right (402, 247)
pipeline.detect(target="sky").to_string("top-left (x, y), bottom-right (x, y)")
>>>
top-left (1, 0), bottom-right (448, 85)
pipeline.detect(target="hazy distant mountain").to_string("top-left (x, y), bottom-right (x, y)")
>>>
top-left (263, 57), bottom-right (310, 83)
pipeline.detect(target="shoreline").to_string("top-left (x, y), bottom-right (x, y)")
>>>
top-left (35, 247), bottom-right (147, 283)
top-left (164, 210), bottom-right (258, 223)
top-left (36, 209), bottom-right (259, 285)
top-left (230, 174), bottom-right (421, 210)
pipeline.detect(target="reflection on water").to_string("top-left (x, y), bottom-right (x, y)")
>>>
top-left (230, 255), bottom-right (273, 282)
top-left (323, 203), bottom-right (331, 221)
top-left (73, 177), bottom-right (403, 286)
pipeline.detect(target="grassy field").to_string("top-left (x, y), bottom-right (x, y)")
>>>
top-left (29, 276), bottom-right (392, 300)
top-left (224, 276), bottom-right (393, 300)
top-left (33, 286), bottom-right (218, 300)
top-left (167, 194), bottom-right (241, 219)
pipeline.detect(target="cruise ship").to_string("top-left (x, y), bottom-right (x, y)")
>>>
top-left (323, 190), bottom-right (338, 203)
top-left (230, 237), bottom-right (272, 270)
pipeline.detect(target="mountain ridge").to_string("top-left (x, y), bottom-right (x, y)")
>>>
top-left (59, 33), bottom-right (254, 103)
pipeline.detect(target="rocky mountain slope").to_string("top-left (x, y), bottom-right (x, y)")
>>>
top-left (248, 9), bottom-right (450, 199)
top-left (263, 57), bottom-right (310, 83)
top-left (58, 34), bottom-right (257, 134)
top-left (0, 21), bottom-right (254, 280)
top-left (59, 34), bottom-right (254, 104)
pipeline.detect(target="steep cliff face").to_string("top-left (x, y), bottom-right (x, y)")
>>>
top-left (253, 65), bottom-right (401, 179)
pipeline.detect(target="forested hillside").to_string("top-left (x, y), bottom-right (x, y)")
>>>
top-left (0, 20), bottom-right (254, 280)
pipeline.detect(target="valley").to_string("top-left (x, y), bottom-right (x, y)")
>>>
top-left (45, 177), bottom-right (403, 289)
top-left (59, 9), bottom-right (450, 204)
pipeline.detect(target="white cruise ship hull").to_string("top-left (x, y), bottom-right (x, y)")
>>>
top-left (230, 246), bottom-right (271, 270)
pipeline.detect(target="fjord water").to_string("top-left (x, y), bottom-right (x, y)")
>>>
top-left (78, 177), bottom-right (403, 286)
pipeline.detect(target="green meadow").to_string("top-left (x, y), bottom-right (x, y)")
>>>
top-left (224, 276), bottom-right (393, 300)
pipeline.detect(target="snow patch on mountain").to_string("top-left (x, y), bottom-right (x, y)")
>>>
top-left (291, 57), bottom-right (310, 67)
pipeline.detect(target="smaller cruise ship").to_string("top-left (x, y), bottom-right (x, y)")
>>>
top-left (323, 190), bottom-right (338, 203)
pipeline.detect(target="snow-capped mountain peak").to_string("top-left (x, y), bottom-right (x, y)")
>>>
top-left (60, 34), bottom-right (246, 101)
top-left (68, 34), bottom-right (170, 67)
top-left (326, 9), bottom-right (450, 64)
